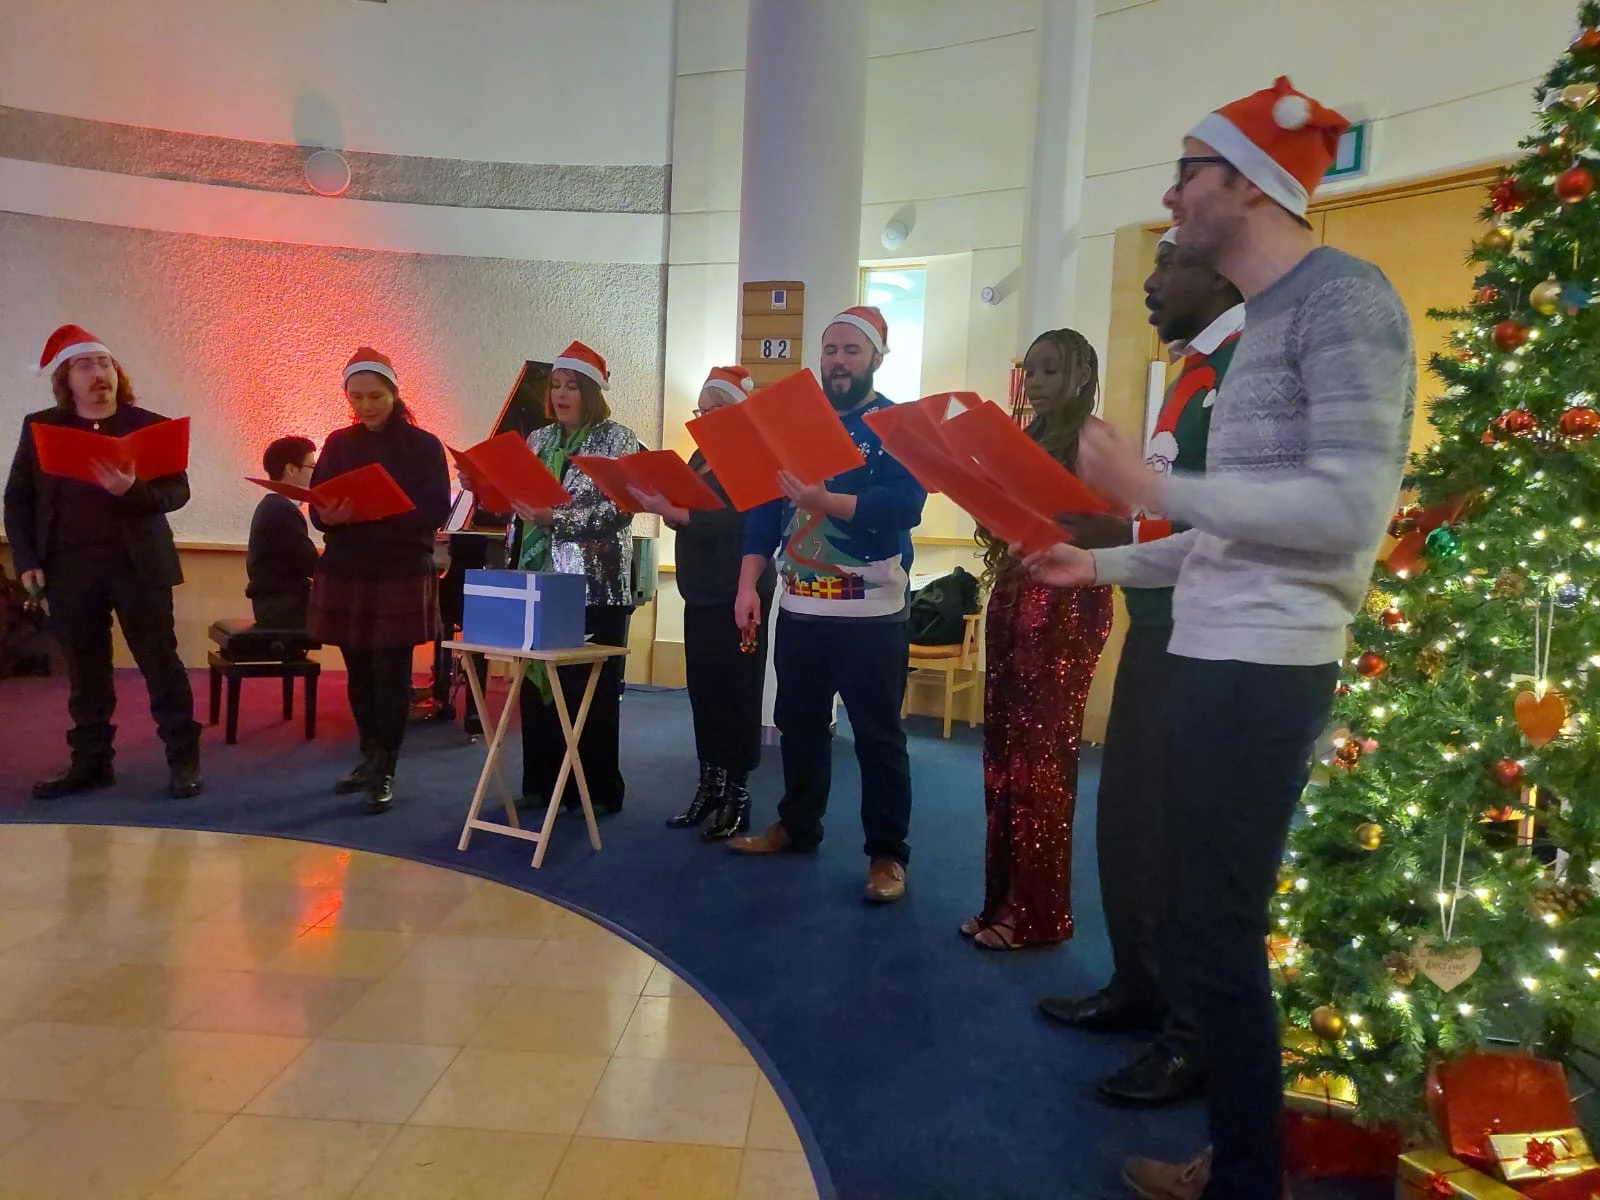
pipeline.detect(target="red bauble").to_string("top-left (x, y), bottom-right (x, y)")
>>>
top-left (1381, 607), bottom-right (1405, 628)
top-left (1556, 165), bottom-right (1596, 205)
top-left (1356, 651), bottom-right (1388, 679)
top-left (1491, 179), bottom-right (1528, 213)
top-left (1388, 505), bottom-right (1420, 537)
top-left (1560, 406), bottom-right (1600, 439)
top-left (1492, 319), bottom-right (1530, 351)
top-left (1475, 285), bottom-right (1501, 305)
top-left (1576, 27), bottom-right (1600, 50)
top-left (1497, 408), bottom-right (1538, 438)
top-left (1491, 758), bottom-right (1524, 790)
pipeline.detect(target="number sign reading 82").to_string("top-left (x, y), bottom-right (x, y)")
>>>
top-left (760, 338), bottom-right (792, 360)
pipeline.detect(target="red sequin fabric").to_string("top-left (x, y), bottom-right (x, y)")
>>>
top-left (980, 576), bottom-right (1114, 946)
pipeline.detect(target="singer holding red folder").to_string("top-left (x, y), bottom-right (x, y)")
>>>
top-left (4, 325), bottom-right (204, 800)
top-left (307, 348), bottom-right (451, 814)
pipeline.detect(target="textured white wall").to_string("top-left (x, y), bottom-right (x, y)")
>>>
top-left (0, 214), bottom-right (664, 546)
top-left (0, 0), bottom-right (676, 165)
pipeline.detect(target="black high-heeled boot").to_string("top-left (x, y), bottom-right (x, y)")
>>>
top-left (334, 738), bottom-right (376, 795)
top-left (666, 762), bottom-right (726, 828)
top-left (365, 750), bottom-right (396, 814)
top-left (702, 771), bottom-right (751, 842)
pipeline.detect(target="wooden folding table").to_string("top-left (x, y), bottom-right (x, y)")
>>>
top-left (443, 639), bottom-right (630, 868)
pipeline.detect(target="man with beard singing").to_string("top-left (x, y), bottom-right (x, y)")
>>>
top-left (729, 306), bottom-right (926, 904)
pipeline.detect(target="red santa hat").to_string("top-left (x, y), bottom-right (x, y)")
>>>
top-left (34, 324), bottom-right (111, 376)
top-left (552, 340), bottom-right (609, 390)
top-left (701, 365), bottom-right (755, 403)
top-left (343, 347), bottom-right (398, 387)
top-left (827, 305), bottom-right (889, 355)
top-left (1188, 77), bottom-right (1349, 218)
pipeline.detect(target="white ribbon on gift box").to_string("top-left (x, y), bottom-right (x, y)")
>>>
top-left (464, 576), bottom-right (543, 650)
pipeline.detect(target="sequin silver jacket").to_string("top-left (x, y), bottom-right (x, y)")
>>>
top-left (522, 419), bottom-right (637, 608)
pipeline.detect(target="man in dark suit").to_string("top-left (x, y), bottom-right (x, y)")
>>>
top-left (247, 436), bottom-right (319, 629)
top-left (3, 325), bottom-right (202, 799)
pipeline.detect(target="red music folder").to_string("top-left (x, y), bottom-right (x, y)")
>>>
top-left (248, 463), bottom-right (415, 523)
top-left (571, 450), bottom-right (725, 515)
top-left (686, 369), bottom-right (866, 511)
top-left (939, 396), bottom-right (1109, 516)
top-left (33, 417), bottom-right (191, 485)
top-left (447, 432), bottom-right (569, 513)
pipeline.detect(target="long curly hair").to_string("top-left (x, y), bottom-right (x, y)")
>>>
top-left (977, 328), bottom-right (1099, 583)
top-left (51, 357), bottom-right (138, 410)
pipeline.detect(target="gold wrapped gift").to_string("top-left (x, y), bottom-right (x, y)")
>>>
top-left (1283, 1030), bottom-right (1357, 1115)
top-left (1488, 1129), bottom-right (1596, 1183)
top-left (1397, 1148), bottom-right (1523, 1199)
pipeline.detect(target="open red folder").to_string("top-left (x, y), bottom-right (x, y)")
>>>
top-left (33, 417), bottom-right (191, 485)
top-left (248, 463), bottom-right (415, 523)
top-left (571, 450), bottom-right (725, 515)
top-left (686, 369), bottom-right (866, 511)
top-left (447, 432), bottom-right (569, 513)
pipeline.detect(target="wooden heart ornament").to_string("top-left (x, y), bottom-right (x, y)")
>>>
top-left (1413, 937), bottom-right (1483, 993)
top-left (1515, 689), bottom-right (1568, 748)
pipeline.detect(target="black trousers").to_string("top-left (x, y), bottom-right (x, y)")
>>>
top-left (683, 594), bottom-right (769, 775)
top-left (251, 591), bottom-right (309, 631)
top-left (1162, 655), bottom-right (1336, 1200)
top-left (520, 604), bottom-right (630, 810)
top-left (774, 614), bottom-right (912, 864)
top-left (47, 554), bottom-right (200, 767)
top-left (341, 646), bottom-right (414, 757)
top-left (1096, 623), bottom-right (1196, 1049)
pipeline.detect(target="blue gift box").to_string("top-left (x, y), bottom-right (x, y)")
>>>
top-left (462, 569), bottom-right (587, 651)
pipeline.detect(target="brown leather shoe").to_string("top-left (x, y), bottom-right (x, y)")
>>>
top-left (1122, 1148), bottom-right (1210, 1200)
top-left (728, 822), bottom-right (793, 855)
top-left (864, 858), bottom-right (906, 903)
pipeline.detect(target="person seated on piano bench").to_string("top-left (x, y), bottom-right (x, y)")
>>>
top-left (246, 436), bottom-right (319, 630)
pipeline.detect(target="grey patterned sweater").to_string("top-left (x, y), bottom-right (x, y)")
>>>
top-left (1093, 247), bottom-right (1415, 666)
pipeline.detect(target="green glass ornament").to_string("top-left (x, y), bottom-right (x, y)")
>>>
top-left (1424, 526), bottom-right (1460, 558)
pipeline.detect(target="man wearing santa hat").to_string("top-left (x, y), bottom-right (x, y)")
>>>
top-left (4, 326), bottom-right (203, 799)
top-left (729, 306), bottom-right (926, 904)
top-left (1024, 79), bottom-right (1415, 1199)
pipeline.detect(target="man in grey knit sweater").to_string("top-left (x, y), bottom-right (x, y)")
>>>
top-left (1026, 79), bottom-right (1414, 1200)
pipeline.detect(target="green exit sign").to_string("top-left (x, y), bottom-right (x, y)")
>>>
top-left (1325, 120), bottom-right (1370, 181)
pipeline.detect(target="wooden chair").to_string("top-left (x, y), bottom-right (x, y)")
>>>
top-left (903, 609), bottom-right (983, 739)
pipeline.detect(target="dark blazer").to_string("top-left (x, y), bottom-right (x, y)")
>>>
top-left (3, 406), bottom-right (189, 588)
top-left (246, 492), bottom-right (317, 626)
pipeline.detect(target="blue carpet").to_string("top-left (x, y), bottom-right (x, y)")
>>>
top-left (0, 668), bottom-right (1341, 1200)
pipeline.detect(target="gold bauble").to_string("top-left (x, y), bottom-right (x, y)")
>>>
top-left (1564, 82), bottom-right (1600, 108)
top-left (1310, 1006), bottom-right (1348, 1040)
top-left (1363, 590), bottom-right (1391, 619)
top-left (1384, 951), bottom-right (1417, 987)
top-left (1356, 822), bottom-right (1383, 851)
top-left (1492, 570), bottom-right (1528, 600)
top-left (1532, 276), bottom-right (1564, 315)
top-left (1277, 872), bottom-right (1295, 895)
top-left (1480, 227), bottom-right (1514, 253)
top-left (1417, 647), bottom-right (1447, 682)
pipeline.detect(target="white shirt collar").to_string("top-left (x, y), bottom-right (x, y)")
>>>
top-left (1168, 303), bottom-right (1246, 361)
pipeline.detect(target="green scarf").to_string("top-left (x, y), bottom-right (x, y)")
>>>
top-left (518, 423), bottom-right (589, 704)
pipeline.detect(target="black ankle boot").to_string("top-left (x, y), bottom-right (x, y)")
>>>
top-left (32, 759), bottom-right (116, 800)
top-left (702, 772), bottom-right (751, 842)
top-left (334, 739), bottom-right (376, 795)
top-left (666, 762), bottom-right (726, 828)
top-left (365, 750), bottom-right (396, 814)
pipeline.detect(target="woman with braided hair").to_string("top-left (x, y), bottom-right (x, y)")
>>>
top-left (962, 328), bottom-right (1119, 950)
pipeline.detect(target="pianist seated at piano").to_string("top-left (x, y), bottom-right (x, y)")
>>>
top-left (458, 340), bottom-right (637, 816)
top-left (246, 436), bottom-right (318, 630)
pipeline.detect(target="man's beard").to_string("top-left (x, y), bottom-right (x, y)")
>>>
top-left (824, 368), bottom-right (874, 412)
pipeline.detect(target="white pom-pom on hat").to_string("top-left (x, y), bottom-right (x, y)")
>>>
top-left (1273, 92), bottom-right (1312, 130)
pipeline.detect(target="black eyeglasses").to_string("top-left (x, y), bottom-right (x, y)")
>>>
top-left (1174, 155), bottom-right (1229, 190)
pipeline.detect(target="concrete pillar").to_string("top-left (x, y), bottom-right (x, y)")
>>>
top-left (739, 0), bottom-right (870, 734)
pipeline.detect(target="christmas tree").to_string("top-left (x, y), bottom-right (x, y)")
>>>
top-left (1276, 6), bottom-right (1600, 1135)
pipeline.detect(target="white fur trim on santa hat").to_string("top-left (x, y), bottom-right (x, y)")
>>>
top-left (343, 359), bottom-right (398, 386)
top-left (1189, 110), bottom-right (1310, 218)
top-left (552, 355), bottom-right (609, 390)
top-left (703, 377), bottom-right (755, 402)
top-left (34, 340), bottom-right (110, 376)
top-left (828, 313), bottom-right (888, 355)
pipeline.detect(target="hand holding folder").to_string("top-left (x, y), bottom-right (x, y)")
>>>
top-left (447, 432), bottom-right (570, 514)
top-left (249, 463), bottom-right (415, 523)
top-left (571, 450), bottom-right (725, 514)
top-left (33, 417), bottom-right (191, 486)
top-left (686, 369), bottom-right (866, 511)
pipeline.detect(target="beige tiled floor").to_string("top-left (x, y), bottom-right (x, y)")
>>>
top-left (0, 824), bottom-right (818, 1200)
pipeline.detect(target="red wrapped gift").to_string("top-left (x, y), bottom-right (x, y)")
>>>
top-left (1522, 1170), bottom-right (1600, 1200)
top-left (1282, 1109), bottom-right (1400, 1179)
top-left (1426, 1052), bottom-right (1577, 1170)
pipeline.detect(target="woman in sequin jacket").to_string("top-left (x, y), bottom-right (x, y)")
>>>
top-left (508, 341), bottom-right (637, 814)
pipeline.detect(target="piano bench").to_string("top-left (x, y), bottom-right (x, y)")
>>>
top-left (206, 620), bottom-right (322, 746)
